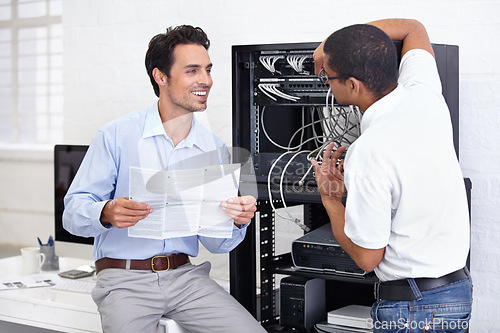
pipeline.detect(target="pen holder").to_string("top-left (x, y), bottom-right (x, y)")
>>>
top-left (40, 244), bottom-right (59, 271)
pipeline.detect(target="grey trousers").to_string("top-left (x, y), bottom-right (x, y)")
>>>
top-left (91, 261), bottom-right (266, 333)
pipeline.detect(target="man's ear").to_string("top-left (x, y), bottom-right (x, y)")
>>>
top-left (348, 77), bottom-right (363, 94)
top-left (153, 68), bottom-right (167, 87)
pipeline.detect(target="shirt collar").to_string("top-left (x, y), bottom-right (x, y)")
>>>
top-left (185, 116), bottom-right (218, 153)
top-left (361, 84), bottom-right (407, 133)
top-left (142, 102), bottom-right (165, 139)
top-left (142, 102), bottom-right (214, 152)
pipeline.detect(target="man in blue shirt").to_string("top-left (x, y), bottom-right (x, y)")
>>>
top-left (63, 25), bottom-right (265, 333)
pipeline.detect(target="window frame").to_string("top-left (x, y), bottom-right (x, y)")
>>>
top-left (0, 0), bottom-right (62, 144)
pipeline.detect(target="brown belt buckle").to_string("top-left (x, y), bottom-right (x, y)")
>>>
top-left (151, 255), bottom-right (170, 272)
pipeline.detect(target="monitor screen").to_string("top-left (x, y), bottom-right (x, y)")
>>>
top-left (54, 144), bottom-right (93, 245)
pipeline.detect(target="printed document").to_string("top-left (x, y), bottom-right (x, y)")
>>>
top-left (128, 164), bottom-right (241, 239)
top-left (1, 274), bottom-right (56, 290)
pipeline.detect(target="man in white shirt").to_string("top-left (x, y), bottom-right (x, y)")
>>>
top-left (311, 19), bottom-right (472, 332)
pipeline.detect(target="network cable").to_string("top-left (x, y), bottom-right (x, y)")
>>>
top-left (258, 83), bottom-right (300, 102)
top-left (263, 83), bottom-right (362, 232)
top-left (261, 106), bottom-right (329, 152)
top-left (286, 54), bottom-right (310, 74)
top-left (259, 55), bottom-right (283, 74)
top-left (279, 149), bottom-right (311, 232)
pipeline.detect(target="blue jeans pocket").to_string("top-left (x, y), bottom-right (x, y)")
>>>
top-left (430, 310), bottom-right (471, 332)
top-left (371, 301), bottom-right (409, 333)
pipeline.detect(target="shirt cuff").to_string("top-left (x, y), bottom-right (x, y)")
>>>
top-left (233, 221), bottom-right (250, 231)
top-left (91, 200), bottom-right (112, 233)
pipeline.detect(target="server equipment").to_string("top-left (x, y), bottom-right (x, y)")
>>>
top-left (280, 276), bottom-right (325, 331)
top-left (232, 42), bottom-right (459, 228)
top-left (292, 223), bottom-right (366, 276)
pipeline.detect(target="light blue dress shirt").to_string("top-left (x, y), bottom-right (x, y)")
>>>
top-left (63, 103), bottom-right (248, 260)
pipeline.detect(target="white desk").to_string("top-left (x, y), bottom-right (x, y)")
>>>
top-left (0, 256), bottom-right (185, 333)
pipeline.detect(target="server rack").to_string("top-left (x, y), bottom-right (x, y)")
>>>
top-left (229, 41), bottom-right (463, 331)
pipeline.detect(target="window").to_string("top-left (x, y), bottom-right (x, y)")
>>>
top-left (0, 0), bottom-right (62, 143)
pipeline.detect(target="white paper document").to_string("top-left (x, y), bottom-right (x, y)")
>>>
top-left (128, 164), bottom-right (241, 239)
top-left (0, 274), bottom-right (57, 291)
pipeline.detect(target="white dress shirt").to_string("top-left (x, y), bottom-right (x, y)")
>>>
top-left (344, 49), bottom-right (470, 281)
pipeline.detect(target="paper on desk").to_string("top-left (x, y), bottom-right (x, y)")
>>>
top-left (0, 273), bottom-right (57, 291)
top-left (128, 163), bottom-right (241, 239)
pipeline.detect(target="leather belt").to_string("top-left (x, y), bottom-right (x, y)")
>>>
top-left (95, 253), bottom-right (189, 274)
top-left (376, 268), bottom-right (469, 301)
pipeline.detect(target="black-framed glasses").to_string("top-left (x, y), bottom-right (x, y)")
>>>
top-left (318, 67), bottom-right (349, 85)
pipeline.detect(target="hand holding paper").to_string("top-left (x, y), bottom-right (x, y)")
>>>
top-left (220, 195), bottom-right (257, 227)
top-left (100, 197), bottom-right (153, 228)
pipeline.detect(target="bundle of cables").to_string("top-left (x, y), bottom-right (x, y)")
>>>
top-left (264, 88), bottom-right (362, 231)
top-left (259, 55), bottom-right (283, 74)
top-left (258, 83), bottom-right (301, 102)
top-left (286, 54), bottom-right (310, 74)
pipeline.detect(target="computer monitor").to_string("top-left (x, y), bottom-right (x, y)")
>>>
top-left (54, 144), bottom-right (93, 245)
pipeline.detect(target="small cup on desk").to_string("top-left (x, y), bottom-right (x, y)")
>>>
top-left (20, 247), bottom-right (46, 275)
top-left (40, 244), bottom-right (59, 271)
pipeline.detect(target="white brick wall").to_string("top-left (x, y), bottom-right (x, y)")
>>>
top-left (1, 0), bottom-right (498, 330)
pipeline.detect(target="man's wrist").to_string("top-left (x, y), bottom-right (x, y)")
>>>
top-left (321, 194), bottom-right (344, 205)
top-left (100, 200), bottom-right (112, 227)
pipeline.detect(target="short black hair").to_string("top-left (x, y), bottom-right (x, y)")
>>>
top-left (145, 25), bottom-right (210, 97)
top-left (324, 24), bottom-right (398, 99)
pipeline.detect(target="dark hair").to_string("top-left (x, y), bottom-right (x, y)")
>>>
top-left (145, 25), bottom-right (210, 97)
top-left (324, 24), bottom-right (398, 99)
